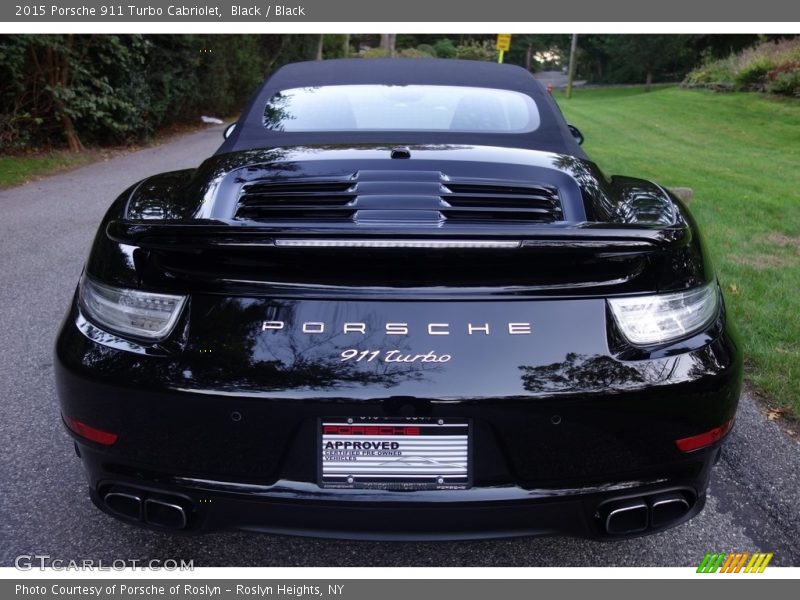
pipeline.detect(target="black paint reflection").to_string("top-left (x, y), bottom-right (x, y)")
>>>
top-left (519, 352), bottom-right (674, 394)
top-left (550, 154), bottom-right (611, 221)
top-left (125, 169), bottom-right (196, 220)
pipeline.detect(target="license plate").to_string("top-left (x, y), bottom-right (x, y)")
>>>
top-left (320, 418), bottom-right (470, 490)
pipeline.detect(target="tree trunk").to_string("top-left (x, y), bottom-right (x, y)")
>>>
top-left (645, 70), bottom-right (653, 92)
top-left (315, 34), bottom-right (324, 60)
top-left (524, 44), bottom-right (532, 71)
top-left (342, 34), bottom-right (350, 58)
top-left (35, 37), bottom-right (84, 152)
top-left (58, 37), bottom-right (83, 152)
top-left (566, 34), bottom-right (579, 99)
top-left (380, 34), bottom-right (396, 57)
top-left (62, 114), bottom-right (84, 152)
top-left (265, 36), bottom-right (288, 72)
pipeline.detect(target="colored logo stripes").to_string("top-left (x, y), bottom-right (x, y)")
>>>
top-left (697, 552), bottom-right (773, 573)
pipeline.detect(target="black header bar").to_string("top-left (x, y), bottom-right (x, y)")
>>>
top-left (3, 0), bottom-right (799, 23)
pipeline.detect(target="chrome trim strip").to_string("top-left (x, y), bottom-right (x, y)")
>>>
top-left (651, 497), bottom-right (690, 510)
top-left (274, 238), bottom-right (521, 249)
top-left (172, 476), bottom-right (668, 497)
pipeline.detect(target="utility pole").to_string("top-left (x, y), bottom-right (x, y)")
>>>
top-left (566, 34), bottom-right (578, 99)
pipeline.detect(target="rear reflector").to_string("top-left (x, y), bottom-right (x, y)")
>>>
top-left (675, 419), bottom-right (734, 452)
top-left (64, 415), bottom-right (118, 445)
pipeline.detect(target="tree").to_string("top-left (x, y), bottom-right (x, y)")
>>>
top-left (504, 34), bottom-right (570, 71)
top-left (380, 34), bottom-right (396, 57)
top-left (315, 34), bottom-right (323, 60)
top-left (27, 35), bottom-right (84, 151)
top-left (566, 34), bottom-right (578, 98)
top-left (574, 35), bottom-right (696, 86)
top-left (1, 34), bottom-right (315, 151)
top-left (6, 35), bottom-right (148, 151)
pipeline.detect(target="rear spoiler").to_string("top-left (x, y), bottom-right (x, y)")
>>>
top-left (106, 220), bottom-right (690, 252)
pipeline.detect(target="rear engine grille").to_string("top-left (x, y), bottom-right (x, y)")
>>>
top-left (235, 177), bottom-right (357, 221)
top-left (441, 181), bottom-right (562, 223)
top-left (233, 173), bottom-right (563, 224)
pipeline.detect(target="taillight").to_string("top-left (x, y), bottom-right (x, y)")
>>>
top-left (78, 274), bottom-right (187, 341)
top-left (675, 419), bottom-right (734, 452)
top-left (64, 415), bottom-right (118, 445)
top-left (608, 283), bottom-right (720, 346)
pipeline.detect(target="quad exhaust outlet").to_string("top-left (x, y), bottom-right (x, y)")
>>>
top-left (601, 490), bottom-right (695, 535)
top-left (102, 487), bottom-right (189, 530)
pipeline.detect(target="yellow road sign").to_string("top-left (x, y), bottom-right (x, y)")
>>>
top-left (496, 34), bottom-right (512, 52)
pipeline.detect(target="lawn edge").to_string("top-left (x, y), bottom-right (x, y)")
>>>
top-left (0, 121), bottom-right (226, 191)
top-left (746, 382), bottom-right (800, 442)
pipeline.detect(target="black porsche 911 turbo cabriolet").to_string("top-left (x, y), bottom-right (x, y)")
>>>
top-left (55, 58), bottom-right (741, 540)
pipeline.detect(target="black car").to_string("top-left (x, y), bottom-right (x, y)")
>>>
top-left (55, 59), bottom-right (741, 540)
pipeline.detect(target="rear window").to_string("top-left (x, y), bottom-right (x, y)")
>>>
top-left (263, 84), bottom-right (540, 133)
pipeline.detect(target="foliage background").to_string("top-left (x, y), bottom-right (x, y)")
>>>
top-left (0, 34), bottom-right (318, 150)
top-left (0, 34), bottom-right (796, 152)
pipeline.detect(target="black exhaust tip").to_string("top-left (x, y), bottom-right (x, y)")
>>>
top-left (650, 492), bottom-right (691, 528)
top-left (144, 498), bottom-right (188, 529)
top-left (603, 499), bottom-right (648, 535)
top-left (103, 491), bottom-right (142, 521)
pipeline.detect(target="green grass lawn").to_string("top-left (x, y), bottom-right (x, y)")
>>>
top-left (0, 150), bottom-right (106, 189)
top-left (557, 86), bottom-right (800, 416)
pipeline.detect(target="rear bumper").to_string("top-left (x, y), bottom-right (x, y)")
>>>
top-left (55, 295), bottom-right (741, 540)
top-left (78, 441), bottom-right (717, 540)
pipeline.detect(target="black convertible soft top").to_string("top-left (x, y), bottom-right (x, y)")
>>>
top-left (217, 58), bottom-right (587, 159)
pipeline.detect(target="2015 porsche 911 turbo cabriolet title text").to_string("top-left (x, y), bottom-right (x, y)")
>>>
top-left (55, 59), bottom-right (741, 540)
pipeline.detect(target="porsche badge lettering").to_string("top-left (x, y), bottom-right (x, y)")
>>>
top-left (261, 321), bottom-right (532, 336)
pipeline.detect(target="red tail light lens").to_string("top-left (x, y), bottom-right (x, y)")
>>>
top-left (675, 418), bottom-right (734, 452)
top-left (64, 415), bottom-right (118, 445)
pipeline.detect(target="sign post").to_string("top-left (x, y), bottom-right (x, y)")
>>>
top-left (496, 34), bottom-right (511, 63)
